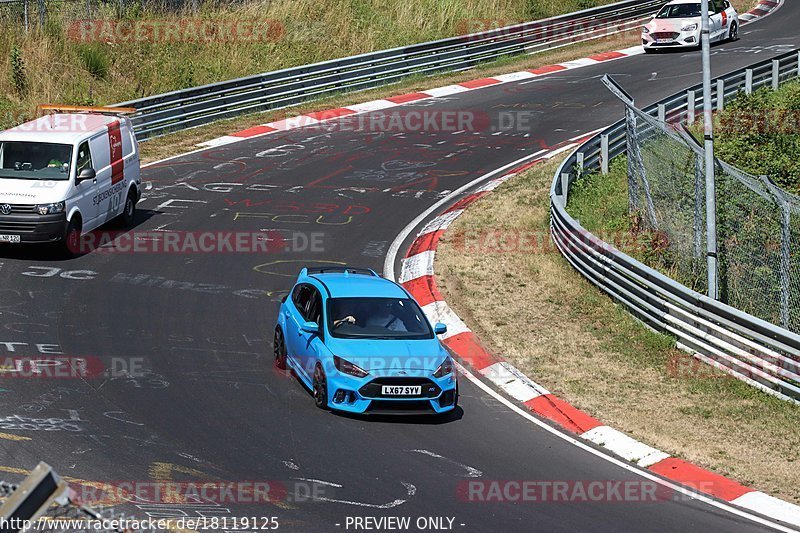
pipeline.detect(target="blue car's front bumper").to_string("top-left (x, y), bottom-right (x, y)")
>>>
top-left (325, 368), bottom-right (457, 415)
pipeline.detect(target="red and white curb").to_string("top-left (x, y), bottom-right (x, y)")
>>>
top-left (196, 46), bottom-right (645, 148)
top-left (396, 140), bottom-right (800, 528)
top-left (739, 0), bottom-right (783, 22)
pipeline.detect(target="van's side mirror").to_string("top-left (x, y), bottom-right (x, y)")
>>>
top-left (77, 168), bottom-right (96, 183)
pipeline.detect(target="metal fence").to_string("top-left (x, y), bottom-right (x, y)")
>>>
top-left (622, 96), bottom-right (800, 333)
top-left (110, 0), bottom-right (667, 140)
top-left (550, 49), bottom-right (800, 403)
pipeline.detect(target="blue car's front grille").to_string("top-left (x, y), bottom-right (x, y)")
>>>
top-left (365, 400), bottom-right (434, 414)
top-left (359, 377), bottom-right (441, 399)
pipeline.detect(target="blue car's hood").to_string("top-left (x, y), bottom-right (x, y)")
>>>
top-left (325, 336), bottom-right (447, 372)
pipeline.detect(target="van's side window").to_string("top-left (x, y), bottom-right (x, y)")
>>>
top-left (76, 142), bottom-right (92, 174)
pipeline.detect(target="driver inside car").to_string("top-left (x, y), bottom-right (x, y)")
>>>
top-left (363, 300), bottom-right (408, 332)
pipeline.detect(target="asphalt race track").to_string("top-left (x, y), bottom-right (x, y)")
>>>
top-left (0, 6), bottom-right (798, 532)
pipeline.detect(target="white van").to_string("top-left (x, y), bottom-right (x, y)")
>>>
top-left (0, 107), bottom-right (141, 254)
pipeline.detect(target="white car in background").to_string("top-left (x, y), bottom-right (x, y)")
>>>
top-left (642, 0), bottom-right (739, 53)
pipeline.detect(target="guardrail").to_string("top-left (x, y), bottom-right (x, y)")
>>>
top-left (113, 0), bottom-right (666, 141)
top-left (550, 49), bottom-right (800, 404)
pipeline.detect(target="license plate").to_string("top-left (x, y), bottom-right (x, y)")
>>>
top-left (656, 39), bottom-right (672, 44)
top-left (381, 385), bottom-right (422, 396)
top-left (0, 234), bottom-right (20, 243)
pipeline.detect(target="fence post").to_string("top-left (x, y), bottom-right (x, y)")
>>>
top-left (658, 104), bottom-right (666, 123)
top-left (693, 154), bottom-right (704, 261)
top-left (576, 151), bottom-right (584, 172)
top-left (37, 0), bottom-right (44, 27)
top-left (745, 69), bottom-right (753, 95)
top-left (600, 134), bottom-right (609, 175)
top-left (716, 79), bottom-right (725, 110)
top-left (797, 51), bottom-right (800, 79)
top-left (687, 90), bottom-right (695, 125)
top-left (772, 59), bottom-right (780, 91)
top-left (780, 200), bottom-right (791, 329)
top-left (561, 173), bottom-right (570, 206)
top-left (23, 0), bottom-right (29, 32)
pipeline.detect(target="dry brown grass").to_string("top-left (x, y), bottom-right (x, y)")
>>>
top-left (0, 0), bottom-right (624, 128)
top-left (436, 159), bottom-right (800, 504)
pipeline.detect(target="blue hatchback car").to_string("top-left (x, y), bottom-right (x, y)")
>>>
top-left (274, 267), bottom-right (458, 415)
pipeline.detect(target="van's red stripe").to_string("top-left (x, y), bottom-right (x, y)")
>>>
top-left (107, 120), bottom-right (124, 185)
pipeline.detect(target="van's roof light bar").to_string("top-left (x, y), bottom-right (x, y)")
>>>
top-left (37, 104), bottom-right (136, 115)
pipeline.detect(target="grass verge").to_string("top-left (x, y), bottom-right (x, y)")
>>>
top-left (1, 0), bottom-right (622, 129)
top-left (436, 158), bottom-right (800, 504)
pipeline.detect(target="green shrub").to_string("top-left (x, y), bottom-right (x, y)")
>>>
top-left (77, 45), bottom-right (110, 81)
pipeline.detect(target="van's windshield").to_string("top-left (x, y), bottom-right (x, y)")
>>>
top-left (0, 141), bottom-right (72, 180)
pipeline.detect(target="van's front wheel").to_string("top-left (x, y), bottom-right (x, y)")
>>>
top-left (62, 217), bottom-right (82, 257)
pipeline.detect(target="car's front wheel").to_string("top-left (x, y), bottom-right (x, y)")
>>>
top-left (62, 217), bottom-right (82, 258)
top-left (313, 364), bottom-right (329, 410)
top-left (274, 327), bottom-right (287, 370)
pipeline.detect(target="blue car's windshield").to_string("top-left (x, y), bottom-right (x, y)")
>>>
top-left (328, 297), bottom-right (433, 339)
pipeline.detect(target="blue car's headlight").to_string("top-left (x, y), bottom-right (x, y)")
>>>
top-left (334, 356), bottom-right (369, 378)
top-left (35, 201), bottom-right (65, 215)
top-left (433, 357), bottom-right (454, 378)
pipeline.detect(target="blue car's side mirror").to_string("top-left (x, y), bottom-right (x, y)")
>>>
top-left (301, 321), bottom-right (320, 334)
top-left (434, 323), bottom-right (448, 335)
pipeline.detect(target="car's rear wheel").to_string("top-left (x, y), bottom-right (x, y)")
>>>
top-left (274, 327), bottom-right (287, 370)
top-left (728, 22), bottom-right (738, 41)
top-left (313, 364), bottom-right (329, 410)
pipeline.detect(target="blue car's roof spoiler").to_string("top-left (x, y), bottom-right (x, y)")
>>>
top-left (302, 266), bottom-right (379, 277)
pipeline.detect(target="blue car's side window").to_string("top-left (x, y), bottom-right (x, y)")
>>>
top-left (292, 285), bottom-right (311, 318)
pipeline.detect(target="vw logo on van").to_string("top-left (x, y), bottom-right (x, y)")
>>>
top-left (0, 204), bottom-right (11, 215)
